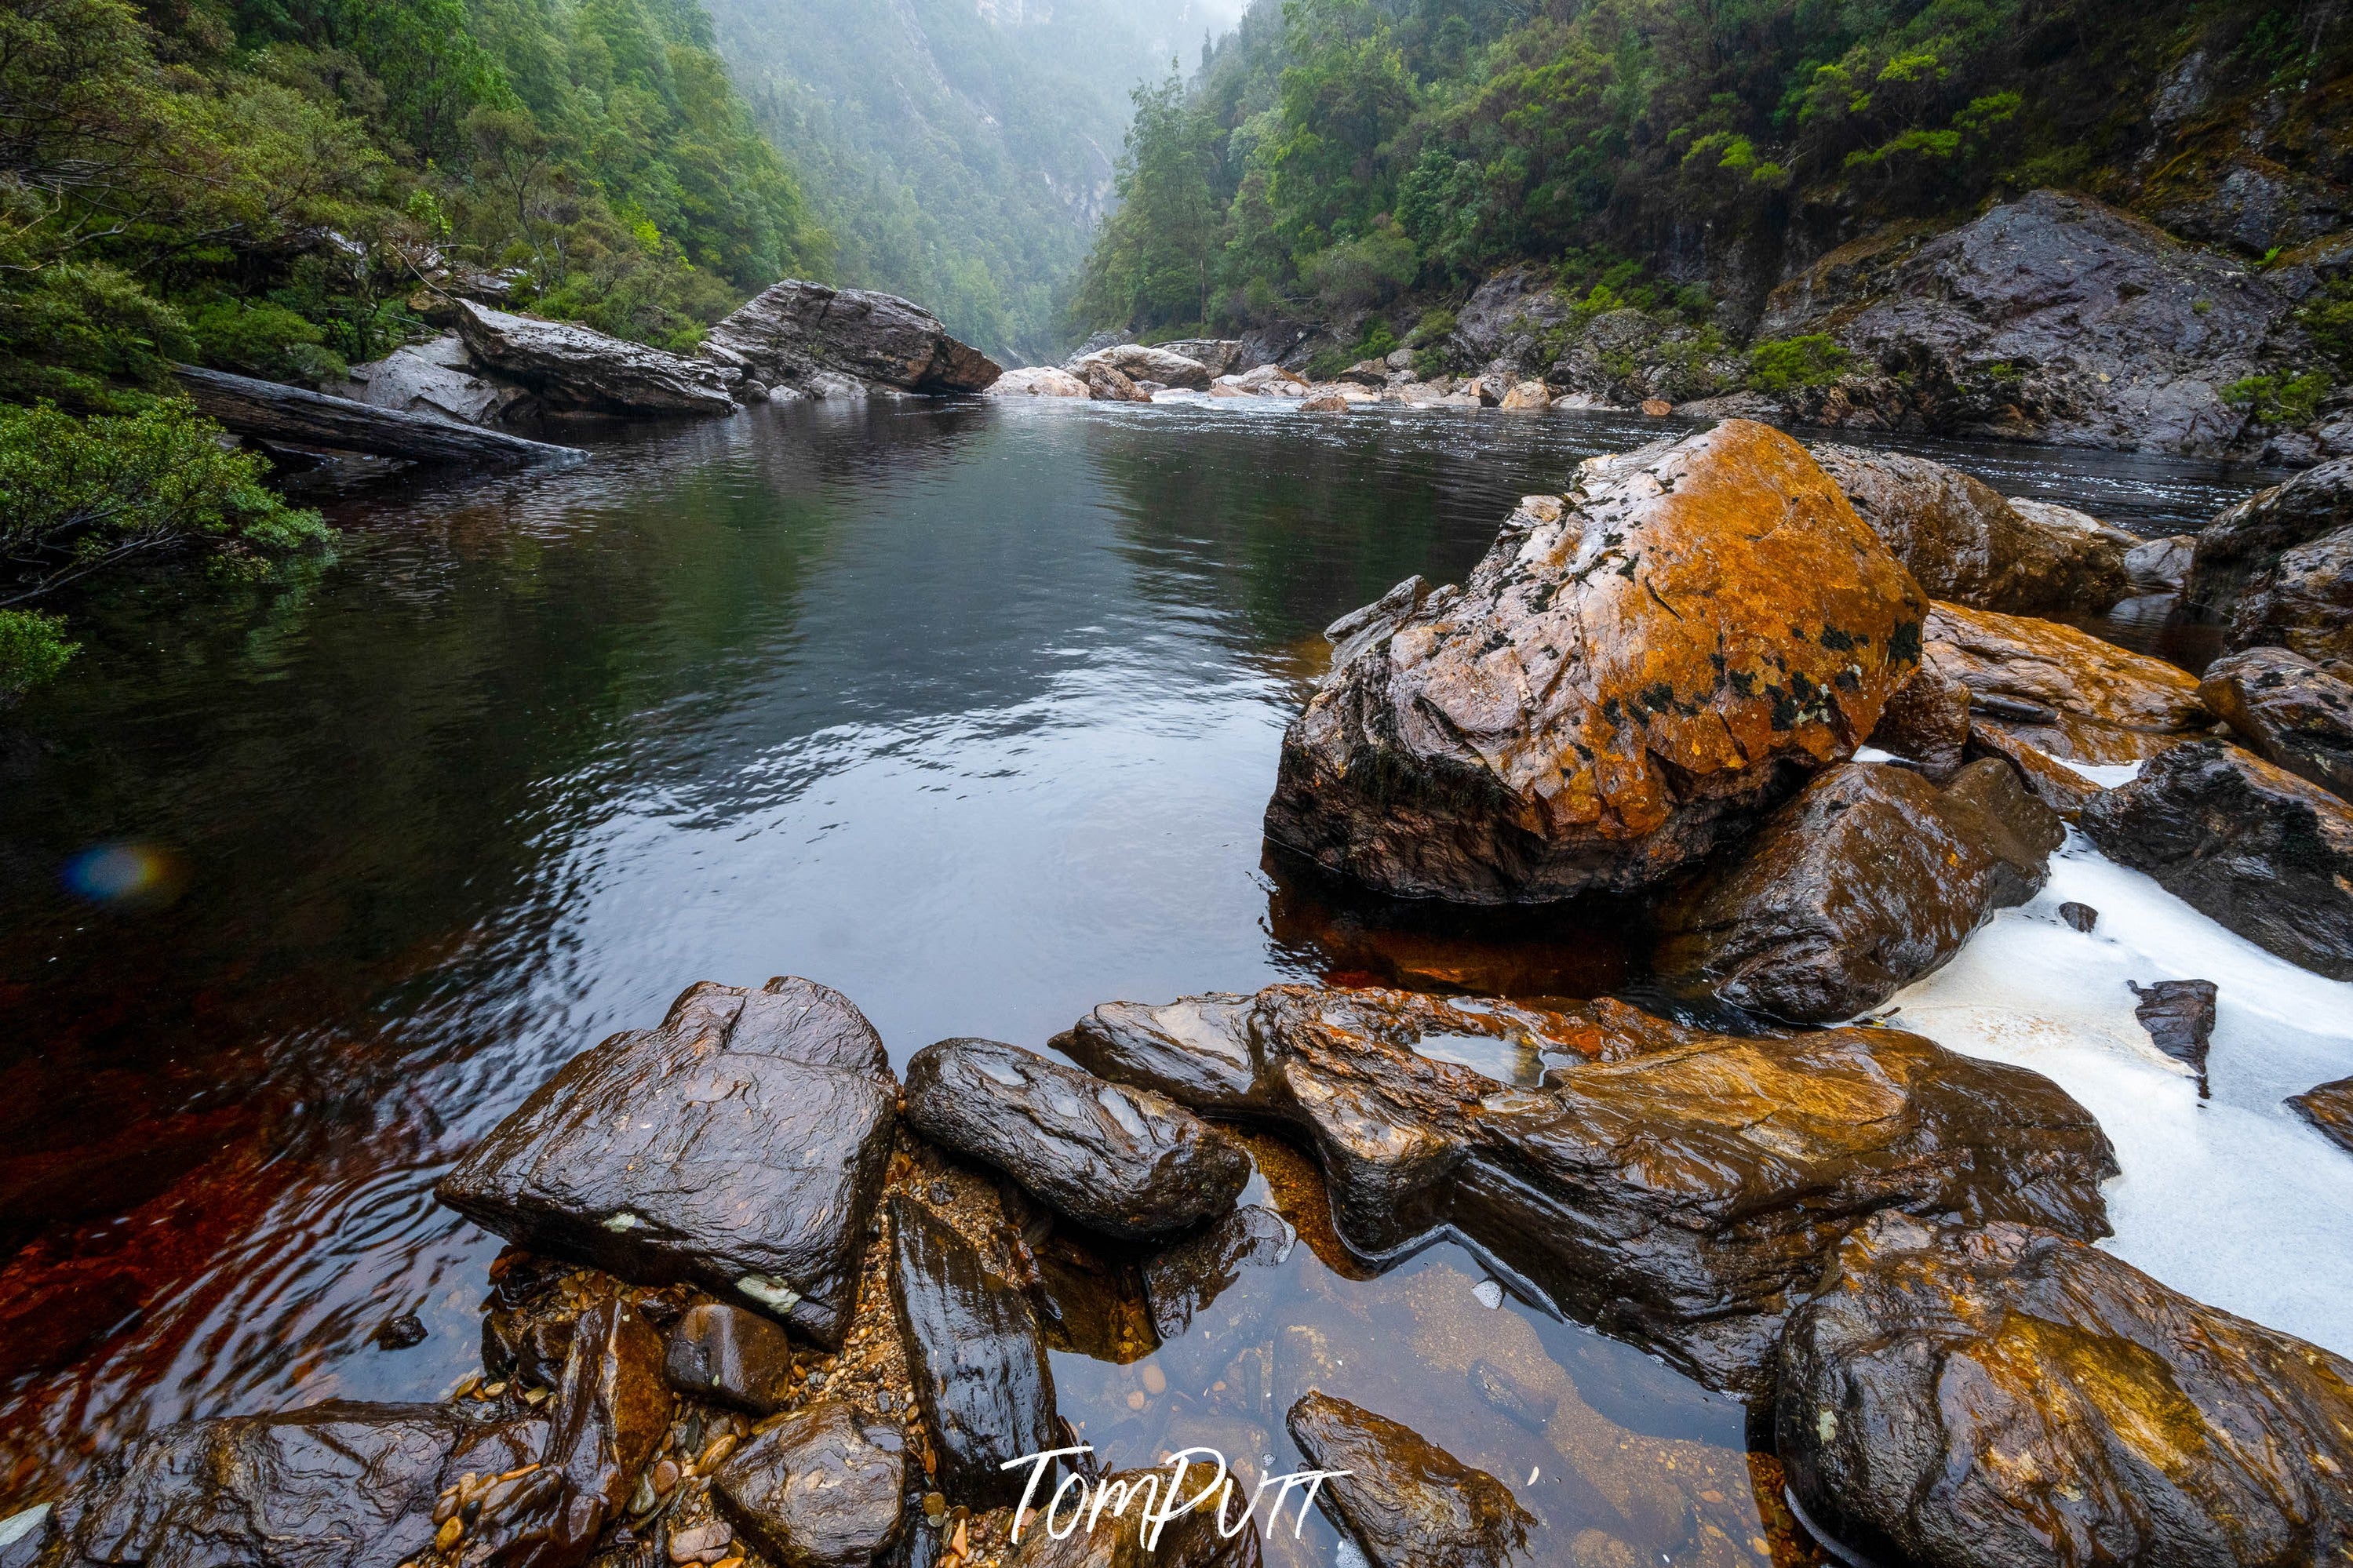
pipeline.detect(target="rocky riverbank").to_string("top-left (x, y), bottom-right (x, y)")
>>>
top-left (9, 419), bottom-right (2353, 1568)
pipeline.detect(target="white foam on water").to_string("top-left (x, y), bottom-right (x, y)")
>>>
top-left (1888, 831), bottom-right (2353, 1357)
top-left (2056, 757), bottom-right (2144, 787)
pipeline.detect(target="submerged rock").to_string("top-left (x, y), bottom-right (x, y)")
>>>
top-left (1002, 1469), bottom-right (1262, 1566)
top-left (2080, 740), bottom-right (2353, 980)
top-left (454, 301), bottom-right (738, 416)
top-left (664, 1302), bottom-right (796, 1415)
top-left (2198, 645), bottom-right (2353, 800)
top-left (1923, 600), bottom-right (2211, 762)
top-left (1264, 420), bottom-right (1928, 904)
top-left (902, 1038), bottom-right (1250, 1239)
top-left (1777, 1212), bottom-right (2353, 1568)
top-left (1286, 1392), bottom-right (1535, 1568)
top-left (60, 1401), bottom-right (465, 1568)
top-left (711, 1401), bottom-right (905, 1568)
top-left (2290, 1076), bottom-right (2353, 1154)
top-left (1652, 758), bottom-right (2062, 1023)
top-left (436, 977), bottom-right (897, 1347)
top-left (2230, 524), bottom-right (2353, 665)
top-left (1140, 1204), bottom-right (1295, 1341)
top-left (1809, 445), bottom-right (2129, 611)
top-left (702, 280), bottom-right (1000, 395)
top-left (2129, 978), bottom-right (2220, 1096)
top-left (990, 366), bottom-right (1091, 398)
top-left (887, 1195), bottom-right (1061, 1508)
top-left (2184, 455), bottom-right (2353, 618)
top-left (1058, 984), bottom-right (2114, 1394)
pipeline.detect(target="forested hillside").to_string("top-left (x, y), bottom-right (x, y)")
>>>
top-left (705, 0), bottom-right (1243, 362)
top-left (1076, 0), bottom-right (2353, 351)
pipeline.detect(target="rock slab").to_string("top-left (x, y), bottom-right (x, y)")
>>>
top-left (702, 281), bottom-right (1000, 395)
top-left (711, 1400), bottom-right (905, 1568)
top-left (2289, 1076), bottom-right (2353, 1154)
top-left (1777, 1213), bottom-right (2353, 1568)
top-left (664, 1302), bottom-right (796, 1415)
top-left (1924, 600), bottom-right (2211, 763)
top-left (2129, 979), bottom-right (2219, 1096)
top-left (455, 301), bottom-right (738, 415)
top-left (2185, 455), bottom-right (2353, 618)
top-left (436, 977), bottom-right (898, 1347)
top-left (902, 1039), bottom-right (1250, 1240)
top-left (1286, 1392), bottom-right (1535, 1568)
top-left (2231, 524), bottom-right (2353, 666)
top-left (1264, 420), bottom-right (1929, 903)
top-left (2198, 645), bottom-right (2353, 800)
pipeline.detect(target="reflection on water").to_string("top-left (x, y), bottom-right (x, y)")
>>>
top-left (0, 396), bottom-right (2278, 1523)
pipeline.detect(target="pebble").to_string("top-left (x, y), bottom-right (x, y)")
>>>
top-left (1139, 1363), bottom-right (1167, 1395)
top-left (1126, 1390), bottom-right (1147, 1411)
top-left (435, 1518), bottom-right (462, 1553)
top-left (695, 1433), bottom-right (738, 1472)
top-left (1472, 1279), bottom-right (1505, 1310)
top-left (923, 1491), bottom-right (948, 1523)
top-left (652, 1459), bottom-right (680, 1497)
top-left (668, 1522), bottom-right (732, 1563)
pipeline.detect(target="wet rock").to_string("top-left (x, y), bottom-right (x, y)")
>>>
top-left (1264, 420), bottom-right (1928, 904)
top-left (1640, 398), bottom-right (1672, 417)
top-left (1923, 600), bottom-right (2211, 762)
top-left (1498, 380), bottom-right (1550, 411)
top-left (1017, 1207), bottom-right (1159, 1363)
top-left (1452, 265), bottom-right (1570, 374)
top-left (1961, 716), bottom-right (2106, 820)
top-left (375, 1311), bottom-right (428, 1351)
top-left (2198, 645), bottom-right (2353, 800)
top-left (1338, 358), bottom-right (1393, 387)
top-left (1776, 1212), bottom-right (2353, 1568)
top-left (903, 1039), bottom-right (1250, 1240)
top-left (1866, 664), bottom-right (1970, 780)
top-left (336, 333), bottom-right (536, 425)
top-left (664, 1303), bottom-right (796, 1415)
top-left (1285, 1392), bottom-right (1536, 1568)
top-left (1229, 363), bottom-right (1309, 396)
top-left (1085, 362), bottom-right (1151, 403)
top-left (0, 1506), bottom-right (50, 1568)
top-left (437, 977), bottom-right (898, 1347)
top-left (1069, 344), bottom-right (1213, 391)
top-left (1140, 1204), bottom-right (1295, 1341)
top-left (2185, 455), bottom-right (2353, 618)
top-left (2125, 533), bottom-right (2199, 594)
top-left (2230, 524), bottom-right (2353, 665)
top-left (1651, 758), bottom-right (2063, 1023)
top-left (2080, 740), bottom-right (2353, 979)
top-left (1297, 391), bottom-right (1350, 413)
top-left (1059, 984), bottom-right (2114, 1394)
top-left (887, 1195), bottom-right (1061, 1508)
top-left (2059, 900), bottom-right (2100, 932)
top-left (60, 1401), bottom-right (466, 1568)
top-left (1810, 446), bottom-right (2129, 611)
top-left (1155, 339), bottom-right (1244, 377)
top-left (454, 301), bottom-right (738, 416)
top-left (702, 280), bottom-right (1000, 395)
top-left (710, 1400), bottom-right (905, 1568)
top-left (989, 367), bottom-right (1091, 398)
top-left (2129, 979), bottom-right (2219, 1096)
top-left (2289, 1076), bottom-right (2353, 1154)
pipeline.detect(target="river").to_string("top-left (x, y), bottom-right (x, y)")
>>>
top-left (1, 398), bottom-right (2342, 1561)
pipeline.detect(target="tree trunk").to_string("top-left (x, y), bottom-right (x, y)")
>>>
top-left (173, 366), bottom-right (587, 467)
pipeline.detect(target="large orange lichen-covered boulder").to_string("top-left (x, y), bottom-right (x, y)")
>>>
top-left (1265, 419), bottom-right (1930, 902)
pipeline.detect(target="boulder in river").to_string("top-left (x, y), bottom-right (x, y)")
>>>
top-left (1498, 380), bottom-right (1551, 411)
top-left (2125, 533), bottom-right (2200, 594)
top-left (57, 1401), bottom-right (466, 1568)
top-left (1069, 344), bottom-right (1214, 391)
top-left (1651, 757), bottom-right (2062, 1024)
top-left (887, 1195), bottom-right (1061, 1508)
top-left (1776, 1212), bottom-right (2353, 1568)
top-left (1923, 599), bottom-right (2212, 763)
top-left (664, 1302), bottom-right (796, 1414)
top-left (2080, 740), bottom-right (2353, 980)
top-left (710, 1400), bottom-right (905, 1568)
top-left (989, 366), bottom-right (1092, 398)
top-left (2229, 524), bottom-right (2353, 665)
top-left (1085, 361), bottom-right (1151, 403)
top-left (1263, 420), bottom-right (1929, 904)
top-left (1285, 1392), bottom-right (1536, 1568)
top-left (701, 280), bottom-right (1001, 395)
top-left (2289, 1076), bottom-right (2353, 1154)
top-left (1866, 664), bottom-right (1970, 780)
top-left (435, 977), bottom-right (898, 1347)
top-left (2184, 454), bottom-right (2353, 617)
top-left (2129, 978), bottom-right (2219, 1096)
top-left (2197, 645), bottom-right (2353, 801)
top-left (1808, 445), bottom-right (2129, 611)
top-left (1058, 984), bottom-right (2114, 1394)
top-left (902, 1038), bottom-right (1250, 1239)
top-left (1154, 338), bottom-right (1245, 377)
top-left (454, 301), bottom-right (738, 415)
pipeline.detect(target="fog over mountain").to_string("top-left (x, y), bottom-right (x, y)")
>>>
top-left (706, 0), bottom-right (1248, 362)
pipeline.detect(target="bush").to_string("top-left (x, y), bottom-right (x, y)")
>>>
top-left (0, 260), bottom-right (196, 411)
top-left (186, 300), bottom-right (350, 387)
top-left (0, 609), bottom-right (77, 697)
top-left (1747, 334), bottom-right (1854, 393)
top-left (1407, 307), bottom-right (1456, 347)
top-left (1300, 224), bottom-right (1419, 311)
top-left (0, 401), bottom-right (333, 600)
top-left (2224, 372), bottom-right (2332, 427)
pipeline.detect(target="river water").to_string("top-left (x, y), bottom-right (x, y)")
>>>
top-left (0, 398), bottom-right (2337, 1558)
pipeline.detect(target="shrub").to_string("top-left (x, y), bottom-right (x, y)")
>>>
top-left (0, 609), bottom-right (77, 697)
top-left (1300, 224), bottom-right (1419, 311)
top-left (1407, 307), bottom-right (1457, 346)
top-left (186, 300), bottom-right (350, 387)
top-left (0, 401), bottom-right (333, 601)
top-left (1747, 334), bottom-right (1854, 393)
top-left (2224, 372), bottom-right (2332, 427)
top-left (0, 260), bottom-right (195, 411)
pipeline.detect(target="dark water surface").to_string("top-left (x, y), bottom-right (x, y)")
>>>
top-left (0, 398), bottom-right (2278, 1536)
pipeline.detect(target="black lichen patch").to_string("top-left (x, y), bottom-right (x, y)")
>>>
top-left (1819, 625), bottom-right (1862, 652)
top-left (1887, 619), bottom-right (1924, 668)
top-left (1728, 671), bottom-right (1757, 698)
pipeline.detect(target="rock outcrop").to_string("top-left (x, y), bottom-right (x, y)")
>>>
top-left (1058, 984), bottom-right (2114, 1394)
top-left (1777, 1213), bottom-right (2353, 1568)
top-left (455, 302), bottom-right (738, 415)
top-left (2184, 456), bottom-right (2353, 617)
top-left (1809, 445), bottom-right (2129, 611)
top-left (1085, 361), bottom-right (1151, 403)
top-left (435, 977), bottom-right (898, 1347)
top-left (887, 1195), bottom-right (1061, 1508)
top-left (1758, 190), bottom-right (2288, 455)
top-left (1263, 420), bottom-right (1929, 903)
top-left (710, 1401), bottom-right (905, 1568)
top-left (1154, 338), bottom-right (1245, 377)
top-left (337, 333), bottom-right (536, 425)
top-left (2080, 740), bottom-right (2353, 978)
top-left (2126, 533), bottom-right (2200, 594)
top-left (1286, 1392), bottom-right (1536, 1568)
top-left (701, 280), bottom-right (1000, 396)
top-left (1498, 380), bottom-right (1551, 411)
top-left (2198, 645), bottom-right (2353, 799)
top-left (2230, 525), bottom-right (2353, 665)
top-left (2291, 1076), bottom-right (2353, 1154)
top-left (1068, 344), bottom-right (1214, 391)
top-left (1652, 758), bottom-right (2063, 1023)
top-left (1923, 600), bottom-right (2212, 762)
top-left (901, 1038), bottom-right (1250, 1239)
top-left (989, 366), bottom-right (1091, 398)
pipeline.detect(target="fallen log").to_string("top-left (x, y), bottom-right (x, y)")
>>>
top-left (173, 366), bottom-right (587, 467)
